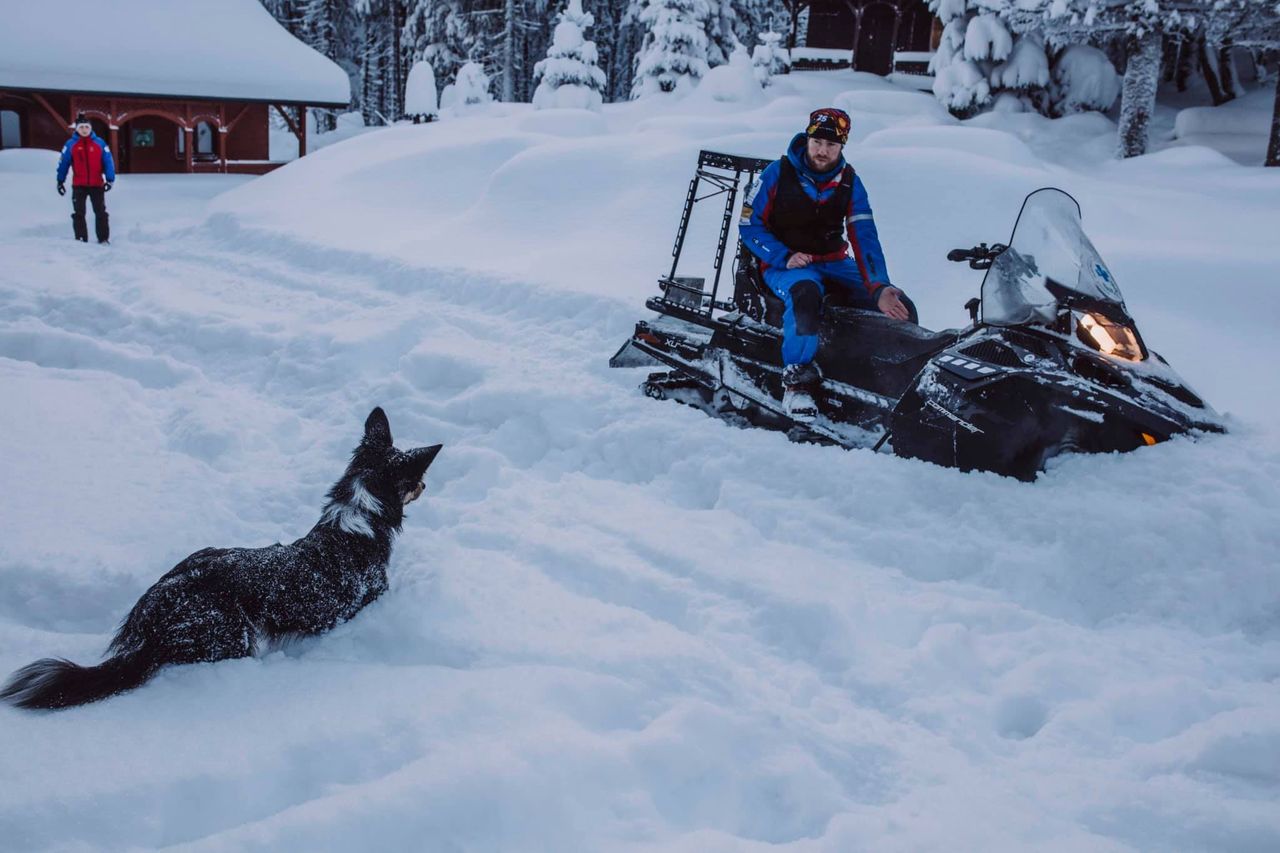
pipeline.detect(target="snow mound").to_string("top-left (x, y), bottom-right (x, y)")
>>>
top-left (1175, 89), bottom-right (1275, 138)
top-left (517, 109), bottom-right (608, 137)
top-left (860, 125), bottom-right (1041, 168)
top-left (0, 148), bottom-right (58, 173)
top-left (1119, 145), bottom-right (1241, 170)
top-left (685, 46), bottom-right (766, 106)
top-left (835, 89), bottom-right (958, 124)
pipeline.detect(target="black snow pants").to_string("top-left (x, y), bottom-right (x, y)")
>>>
top-left (72, 186), bottom-right (109, 243)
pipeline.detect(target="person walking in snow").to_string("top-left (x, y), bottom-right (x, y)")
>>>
top-left (739, 107), bottom-right (914, 421)
top-left (57, 113), bottom-right (115, 244)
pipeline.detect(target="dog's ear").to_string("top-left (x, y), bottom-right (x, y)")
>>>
top-left (364, 407), bottom-right (393, 447)
top-left (403, 444), bottom-right (443, 479)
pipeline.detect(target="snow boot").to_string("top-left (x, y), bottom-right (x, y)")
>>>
top-left (782, 362), bottom-right (821, 423)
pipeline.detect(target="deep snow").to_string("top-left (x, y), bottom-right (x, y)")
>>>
top-left (1, 71), bottom-right (1278, 852)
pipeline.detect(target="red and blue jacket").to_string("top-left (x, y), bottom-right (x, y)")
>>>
top-left (740, 133), bottom-right (892, 296)
top-left (57, 132), bottom-right (116, 188)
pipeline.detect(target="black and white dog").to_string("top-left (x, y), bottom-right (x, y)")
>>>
top-left (1, 407), bottom-right (441, 710)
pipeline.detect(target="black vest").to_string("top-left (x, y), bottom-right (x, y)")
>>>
top-left (770, 158), bottom-right (854, 256)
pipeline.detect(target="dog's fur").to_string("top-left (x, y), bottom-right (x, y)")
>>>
top-left (0, 407), bottom-right (441, 710)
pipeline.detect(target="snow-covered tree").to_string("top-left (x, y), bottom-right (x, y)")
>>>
top-left (698, 41), bottom-right (762, 101)
top-left (352, 0), bottom-right (407, 125)
top-left (991, 33), bottom-right (1052, 110)
top-left (704, 0), bottom-right (773, 66)
top-left (777, 0), bottom-right (810, 50)
top-left (404, 59), bottom-right (439, 120)
top-left (751, 30), bottom-right (790, 86)
top-left (1205, 0), bottom-right (1280, 165)
top-left (632, 0), bottom-right (711, 98)
top-left (930, 0), bottom-right (998, 113)
top-left (261, 0), bottom-right (360, 129)
top-left (441, 60), bottom-right (494, 110)
top-left (1049, 44), bottom-right (1121, 115)
top-left (533, 0), bottom-right (608, 109)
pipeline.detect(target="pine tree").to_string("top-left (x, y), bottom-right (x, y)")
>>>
top-left (295, 0), bottom-right (360, 130)
top-left (751, 30), bottom-right (789, 87)
top-left (358, 0), bottom-right (408, 124)
top-left (704, 0), bottom-right (772, 67)
top-left (404, 59), bottom-right (439, 120)
top-left (533, 0), bottom-right (608, 109)
top-left (632, 0), bottom-right (711, 98)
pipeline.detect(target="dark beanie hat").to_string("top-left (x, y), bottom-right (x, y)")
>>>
top-left (807, 108), bottom-right (850, 145)
top-left (74, 113), bottom-right (90, 126)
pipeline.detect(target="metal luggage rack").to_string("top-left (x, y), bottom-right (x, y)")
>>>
top-left (657, 150), bottom-right (773, 317)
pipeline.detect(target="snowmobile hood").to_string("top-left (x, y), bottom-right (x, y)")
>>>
top-left (786, 132), bottom-right (846, 184)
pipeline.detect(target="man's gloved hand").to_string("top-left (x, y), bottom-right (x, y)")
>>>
top-left (57, 183), bottom-right (66, 196)
top-left (103, 181), bottom-right (113, 192)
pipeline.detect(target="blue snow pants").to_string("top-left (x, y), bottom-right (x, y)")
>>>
top-left (763, 258), bottom-right (915, 366)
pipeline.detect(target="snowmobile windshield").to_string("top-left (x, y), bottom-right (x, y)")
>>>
top-left (980, 188), bottom-right (1129, 328)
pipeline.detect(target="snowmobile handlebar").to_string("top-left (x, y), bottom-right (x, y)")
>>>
top-left (947, 243), bottom-right (1008, 270)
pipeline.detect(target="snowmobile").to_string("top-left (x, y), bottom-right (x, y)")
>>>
top-left (610, 150), bottom-right (1225, 480)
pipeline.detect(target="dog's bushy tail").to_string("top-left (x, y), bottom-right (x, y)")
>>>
top-left (1, 648), bottom-right (158, 710)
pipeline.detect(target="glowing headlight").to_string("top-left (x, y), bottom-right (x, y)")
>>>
top-left (1076, 312), bottom-right (1145, 361)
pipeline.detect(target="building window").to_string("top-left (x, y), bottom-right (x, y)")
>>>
top-left (177, 121), bottom-right (216, 159)
top-left (196, 121), bottom-right (214, 156)
top-left (133, 128), bottom-right (155, 148)
top-left (0, 110), bottom-right (20, 149)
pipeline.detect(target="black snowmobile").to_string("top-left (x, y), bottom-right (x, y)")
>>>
top-left (610, 150), bottom-right (1225, 480)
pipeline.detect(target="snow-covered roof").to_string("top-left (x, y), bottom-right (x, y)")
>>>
top-left (0, 0), bottom-right (350, 106)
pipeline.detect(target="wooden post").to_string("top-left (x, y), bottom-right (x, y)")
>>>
top-left (184, 127), bottom-right (193, 172)
top-left (30, 92), bottom-right (69, 129)
top-left (109, 98), bottom-right (119, 169)
top-left (299, 105), bottom-right (307, 157)
top-left (1267, 70), bottom-right (1279, 168)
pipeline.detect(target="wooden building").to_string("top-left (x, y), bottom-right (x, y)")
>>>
top-left (0, 0), bottom-right (349, 174)
top-left (803, 0), bottom-right (941, 76)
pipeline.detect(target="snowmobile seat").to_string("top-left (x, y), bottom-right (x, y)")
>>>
top-left (820, 307), bottom-right (958, 398)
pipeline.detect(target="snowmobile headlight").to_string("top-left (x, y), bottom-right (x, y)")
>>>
top-left (1075, 312), bottom-right (1145, 362)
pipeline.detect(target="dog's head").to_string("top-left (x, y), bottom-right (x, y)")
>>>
top-left (321, 407), bottom-right (443, 536)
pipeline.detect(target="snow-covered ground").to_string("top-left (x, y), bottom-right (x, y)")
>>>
top-left (1, 71), bottom-right (1278, 852)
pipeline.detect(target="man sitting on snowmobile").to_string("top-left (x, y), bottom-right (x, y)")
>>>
top-left (739, 107), bottom-right (915, 421)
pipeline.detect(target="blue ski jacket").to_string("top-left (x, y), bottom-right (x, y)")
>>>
top-left (57, 132), bottom-right (116, 186)
top-left (740, 133), bottom-right (891, 296)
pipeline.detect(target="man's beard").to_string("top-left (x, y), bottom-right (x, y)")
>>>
top-left (809, 152), bottom-right (836, 171)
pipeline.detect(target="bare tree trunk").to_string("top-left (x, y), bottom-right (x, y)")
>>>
top-left (502, 0), bottom-right (516, 102)
top-left (1174, 36), bottom-right (1194, 92)
top-left (1118, 30), bottom-right (1162, 159)
top-left (1218, 38), bottom-right (1239, 102)
top-left (1200, 37), bottom-right (1228, 105)
top-left (1267, 70), bottom-right (1280, 167)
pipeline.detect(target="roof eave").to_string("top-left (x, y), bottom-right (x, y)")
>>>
top-left (0, 83), bottom-right (349, 110)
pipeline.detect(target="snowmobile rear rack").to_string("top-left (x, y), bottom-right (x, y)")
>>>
top-left (657, 150), bottom-right (773, 316)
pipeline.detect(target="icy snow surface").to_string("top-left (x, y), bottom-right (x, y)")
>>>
top-left (0, 0), bottom-right (350, 106)
top-left (2, 72), bottom-right (1279, 852)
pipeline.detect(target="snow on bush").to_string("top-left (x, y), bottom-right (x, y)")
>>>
top-left (992, 35), bottom-right (1049, 92)
top-left (631, 0), bottom-right (711, 99)
top-left (933, 52), bottom-right (991, 112)
top-left (692, 43), bottom-right (764, 103)
top-left (1050, 45), bottom-right (1120, 116)
top-left (404, 60), bottom-right (439, 121)
top-left (533, 0), bottom-right (607, 111)
top-left (964, 13), bottom-right (1013, 63)
top-left (440, 61), bottom-right (492, 113)
top-left (751, 31), bottom-right (789, 88)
